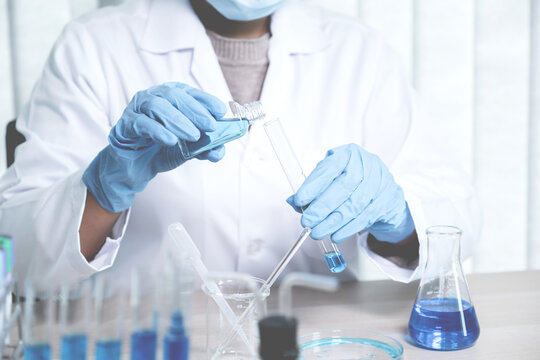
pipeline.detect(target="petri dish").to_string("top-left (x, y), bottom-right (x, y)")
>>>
top-left (299, 329), bottom-right (403, 360)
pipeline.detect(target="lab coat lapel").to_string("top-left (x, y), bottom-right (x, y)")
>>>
top-left (139, 0), bottom-right (231, 100)
top-left (260, 2), bottom-right (330, 117)
top-left (190, 37), bottom-right (232, 102)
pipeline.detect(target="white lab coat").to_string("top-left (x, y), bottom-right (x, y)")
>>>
top-left (0, 0), bottom-right (480, 289)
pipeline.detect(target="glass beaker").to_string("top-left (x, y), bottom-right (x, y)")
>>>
top-left (408, 225), bottom-right (480, 350)
top-left (203, 274), bottom-right (269, 359)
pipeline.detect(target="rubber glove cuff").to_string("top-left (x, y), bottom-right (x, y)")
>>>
top-left (82, 144), bottom-right (181, 213)
top-left (368, 202), bottom-right (416, 244)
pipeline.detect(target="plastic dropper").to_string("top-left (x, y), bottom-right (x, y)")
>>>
top-left (263, 118), bottom-right (347, 273)
top-left (167, 223), bottom-right (256, 356)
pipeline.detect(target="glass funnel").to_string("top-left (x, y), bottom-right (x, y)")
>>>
top-left (408, 225), bottom-right (480, 350)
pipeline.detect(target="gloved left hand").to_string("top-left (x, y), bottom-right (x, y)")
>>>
top-left (286, 143), bottom-right (415, 243)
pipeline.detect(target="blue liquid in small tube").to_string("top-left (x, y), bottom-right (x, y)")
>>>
top-left (324, 252), bottom-right (347, 273)
top-left (95, 339), bottom-right (122, 360)
top-left (24, 343), bottom-right (51, 360)
top-left (61, 334), bottom-right (87, 360)
top-left (408, 298), bottom-right (480, 350)
top-left (163, 311), bottom-right (189, 360)
top-left (130, 329), bottom-right (157, 360)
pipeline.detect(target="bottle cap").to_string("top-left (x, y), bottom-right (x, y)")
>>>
top-left (258, 315), bottom-right (298, 360)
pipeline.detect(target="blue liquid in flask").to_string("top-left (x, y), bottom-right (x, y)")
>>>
top-left (24, 343), bottom-right (51, 360)
top-left (96, 339), bottom-right (122, 360)
top-left (408, 298), bottom-right (480, 350)
top-left (130, 329), bottom-right (157, 360)
top-left (61, 334), bottom-right (87, 360)
top-left (163, 311), bottom-right (189, 360)
top-left (324, 252), bottom-right (346, 273)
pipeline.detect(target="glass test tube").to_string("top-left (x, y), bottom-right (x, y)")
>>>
top-left (94, 274), bottom-right (125, 360)
top-left (161, 260), bottom-right (192, 360)
top-left (130, 269), bottom-right (158, 360)
top-left (59, 282), bottom-right (90, 360)
top-left (23, 283), bottom-right (53, 360)
top-left (263, 118), bottom-right (346, 273)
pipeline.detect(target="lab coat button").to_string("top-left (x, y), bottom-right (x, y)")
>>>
top-left (246, 238), bottom-right (264, 255)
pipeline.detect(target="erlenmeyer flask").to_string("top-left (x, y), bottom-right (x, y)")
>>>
top-left (408, 225), bottom-right (480, 350)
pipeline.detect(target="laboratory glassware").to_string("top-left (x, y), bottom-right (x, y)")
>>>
top-left (23, 283), bottom-right (54, 360)
top-left (178, 100), bottom-right (265, 159)
top-left (211, 228), bottom-right (312, 356)
top-left (168, 223), bottom-right (254, 352)
top-left (258, 273), bottom-right (339, 360)
top-left (263, 118), bottom-right (347, 273)
top-left (408, 225), bottom-right (480, 350)
top-left (161, 256), bottom-right (193, 360)
top-left (59, 282), bottom-right (91, 360)
top-left (0, 234), bottom-right (23, 360)
top-left (130, 269), bottom-right (159, 360)
top-left (299, 330), bottom-right (403, 360)
top-left (94, 274), bottom-right (126, 360)
top-left (202, 273), bottom-right (268, 359)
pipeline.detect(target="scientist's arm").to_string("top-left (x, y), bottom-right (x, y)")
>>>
top-left (288, 36), bottom-right (479, 282)
top-left (80, 192), bottom-right (121, 261)
top-left (79, 82), bottom-right (228, 260)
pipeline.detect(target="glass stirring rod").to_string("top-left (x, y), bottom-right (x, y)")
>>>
top-left (263, 118), bottom-right (347, 273)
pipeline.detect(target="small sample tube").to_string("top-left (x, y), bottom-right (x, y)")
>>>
top-left (161, 255), bottom-right (193, 360)
top-left (130, 269), bottom-right (158, 360)
top-left (59, 281), bottom-right (90, 360)
top-left (94, 274), bottom-right (125, 360)
top-left (23, 283), bottom-right (53, 360)
top-left (263, 118), bottom-right (347, 273)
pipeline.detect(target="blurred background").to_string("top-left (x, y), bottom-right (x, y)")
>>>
top-left (0, 0), bottom-right (538, 278)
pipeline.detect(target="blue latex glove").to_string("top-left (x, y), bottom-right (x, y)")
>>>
top-left (83, 82), bottom-right (227, 213)
top-left (287, 143), bottom-right (415, 243)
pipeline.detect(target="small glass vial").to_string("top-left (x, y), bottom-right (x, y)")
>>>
top-left (408, 225), bottom-right (480, 350)
top-left (178, 101), bottom-right (265, 159)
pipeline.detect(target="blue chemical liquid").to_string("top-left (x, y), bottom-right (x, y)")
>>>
top-left (61, 334), bottom-right (87, 360)
top-left (182, 119), bottom-right (248, 158)
top-left (163, 311), bottom-right (189, 360)
top-left (24, 343), bottom-right (51, 360)
top-left (408, 298), bottom-right (480, 350)
top-left (300, 337), bottom-right (402, 359)
top-left (324, 252), bottom-right (346, 273)
top-left (130, 329), bottom-right (157, 360)
top-left (95, 339), bottom-right (122, 360)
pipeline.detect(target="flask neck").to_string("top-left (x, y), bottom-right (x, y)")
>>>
top-left (422, 226), bottom-right (461, 280)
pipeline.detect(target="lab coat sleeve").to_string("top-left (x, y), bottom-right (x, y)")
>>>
top-left (357, 39), bottom-right (482, 283)
top-left (0, 21), bottom-right (130, 290)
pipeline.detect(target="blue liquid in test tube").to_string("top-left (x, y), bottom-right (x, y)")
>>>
top-left (61, 334), bottom-right (87, 360)
top-left (163, 311), bottom-right (189, 360)
top-left (130, 330), bottom-right (157, 360)
top-left (24, 343), bottom-right (51, 360)
top-left (95, 339), bottom-right (122, 360)
top-left (324, 252), bottom-right (347, 273)
top-left (408, 298), bottom-right (480, 350)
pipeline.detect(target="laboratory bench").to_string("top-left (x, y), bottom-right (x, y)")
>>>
top-left (189, 270), bottom-right (540, 359)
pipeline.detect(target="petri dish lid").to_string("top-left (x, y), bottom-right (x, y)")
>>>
top-left (299, 329), bottom-right (403, 360)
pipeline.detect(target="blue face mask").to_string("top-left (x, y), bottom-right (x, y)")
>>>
top-left (206, 0), bottom-right (285, 21)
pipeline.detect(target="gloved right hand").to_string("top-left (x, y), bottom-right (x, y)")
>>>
top-left (82, 82), bottom-right (227, 213)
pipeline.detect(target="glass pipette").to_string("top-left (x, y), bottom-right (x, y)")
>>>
top-left (263, 118), bottom-right (347, 273)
